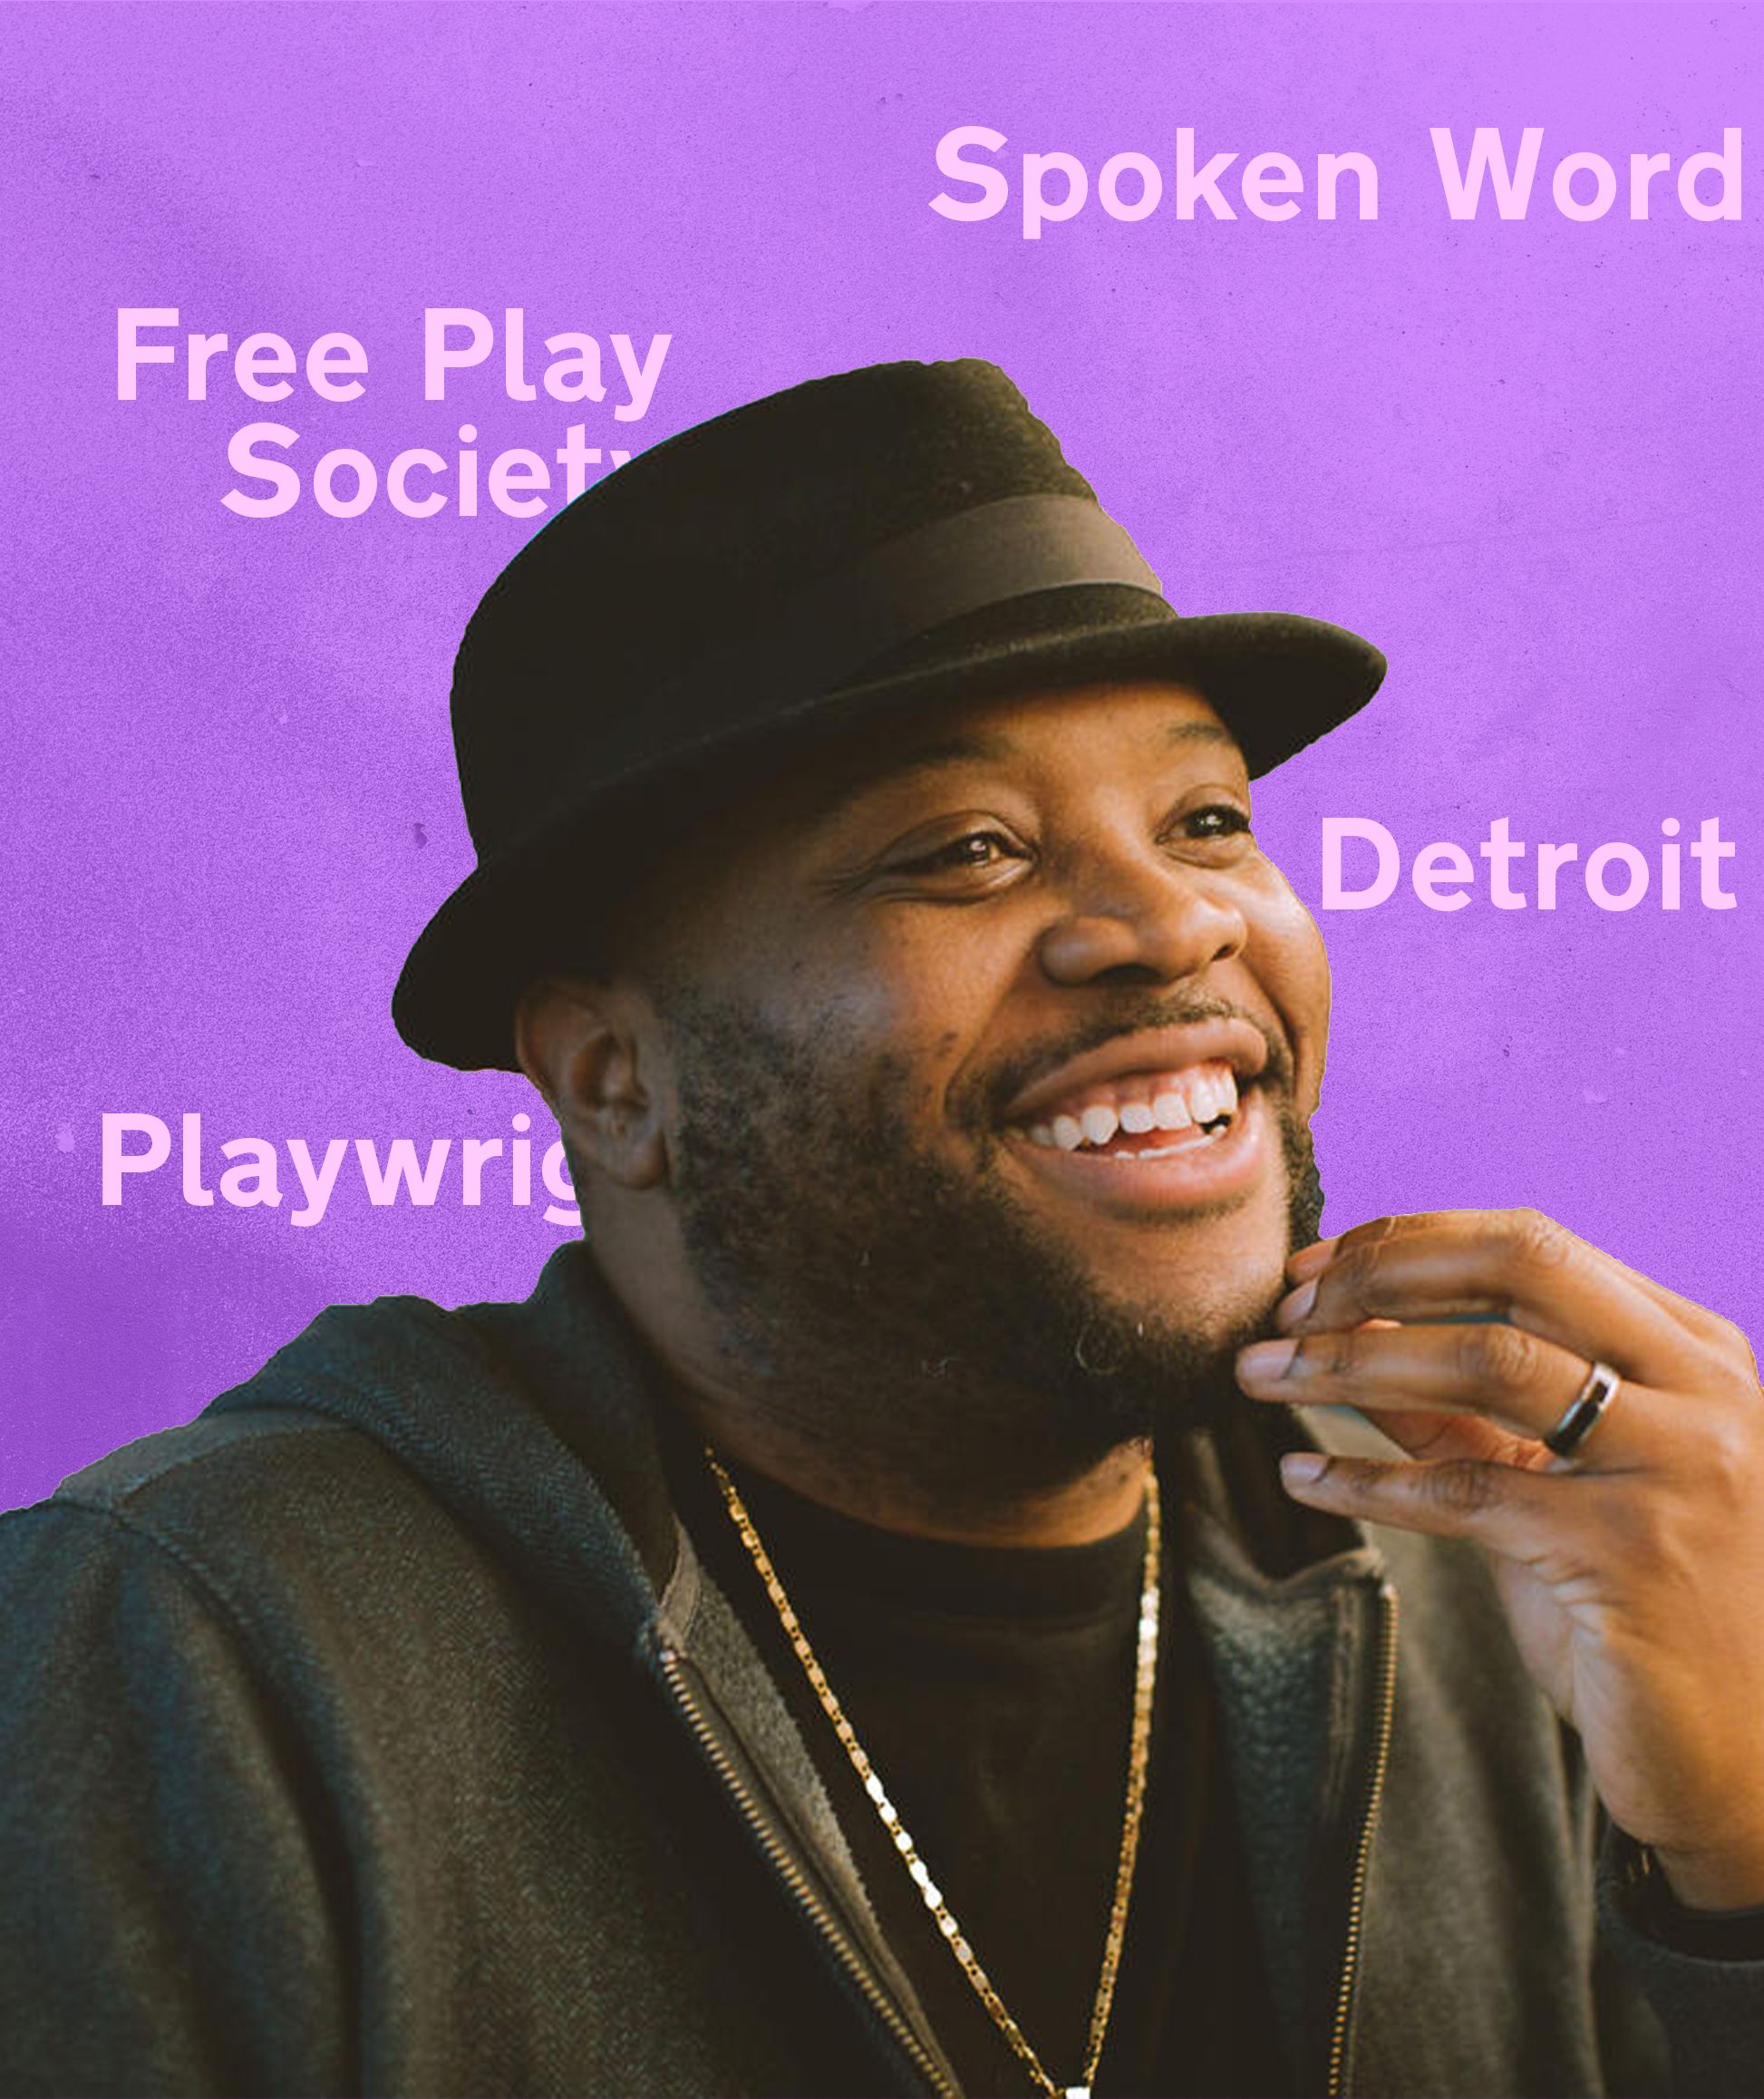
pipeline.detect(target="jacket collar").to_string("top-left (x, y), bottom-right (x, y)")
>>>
top-left (212, 1240), bottom-right (1400, 2094)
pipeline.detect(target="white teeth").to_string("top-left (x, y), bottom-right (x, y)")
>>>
top-left (1021, 1062), bottom-right (1243, 1151)
top-left (1079, 1104), bottom-right (1119, 1147)
top-left (1189, 1069), bottom-right (1239, 1123)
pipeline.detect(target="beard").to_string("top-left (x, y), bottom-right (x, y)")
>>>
top-left (657, 984), bottom-right (1325, 1513)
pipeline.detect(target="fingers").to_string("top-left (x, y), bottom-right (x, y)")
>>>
top-left (1275, 1447), bottom-right (1557, 1552)
top-left (1236, 1319), bottom-right (1654, 1464)
top-left (1280, 1210), bottom-right (1693, 1392)
top-left (1340, 1404), bottom-right (1550, 1473)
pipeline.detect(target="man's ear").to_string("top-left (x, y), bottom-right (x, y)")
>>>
top-left (514, 977), bottom-right (670, 1191)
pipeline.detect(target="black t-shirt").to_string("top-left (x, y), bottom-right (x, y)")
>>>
top-left (675, 1441), bottom-right (1293, 2098)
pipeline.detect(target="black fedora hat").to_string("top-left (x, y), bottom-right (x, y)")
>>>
top-left (393, 357), bottom-right (1384, 1071)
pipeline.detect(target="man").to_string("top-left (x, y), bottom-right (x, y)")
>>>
top-left (1, 359), bottom-right (1761, 2098)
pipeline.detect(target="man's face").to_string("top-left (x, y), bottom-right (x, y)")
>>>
top-left (615, 680), bottom-right (1332, 1492)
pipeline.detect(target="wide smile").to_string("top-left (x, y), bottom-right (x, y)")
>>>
top-left (995, 1027), bottom-right (1281, 1218)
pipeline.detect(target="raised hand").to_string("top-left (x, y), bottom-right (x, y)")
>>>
top-left (1236, 1209), bottom-right (1764, 1911)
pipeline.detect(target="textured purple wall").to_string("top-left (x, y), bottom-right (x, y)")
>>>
top-left (4, 3), bottom-right (1759, 1509)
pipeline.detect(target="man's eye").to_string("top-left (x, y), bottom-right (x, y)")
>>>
top-left (897, 831), bottom-right (1021, 874)
top-left (1174, 804), bottom-right (1253, 842)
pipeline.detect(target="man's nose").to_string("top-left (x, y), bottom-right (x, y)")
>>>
top-left (1034, 848), bottom-right (1249, 987)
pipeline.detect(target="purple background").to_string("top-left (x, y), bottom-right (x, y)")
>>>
top-left (4, 3), bottom-right (1759, 1511)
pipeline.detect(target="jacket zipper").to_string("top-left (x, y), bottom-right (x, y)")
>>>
top-left (1324, 1583), bottom-right (1400, 2099)
top-left (654, 1640), bottom-right (959, 2099)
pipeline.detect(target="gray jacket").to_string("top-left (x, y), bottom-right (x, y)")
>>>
top-left (0, 1246), bottom-right (1759, 2097)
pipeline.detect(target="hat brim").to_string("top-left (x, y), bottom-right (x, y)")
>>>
top-left (393, 607), bottom-right (1383, 1071)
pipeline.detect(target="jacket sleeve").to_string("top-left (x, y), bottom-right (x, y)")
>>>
top-left (0, 1500), bottom-right (354, 2098)
top-left (1597, 1823), bottom-right (1764, 2099)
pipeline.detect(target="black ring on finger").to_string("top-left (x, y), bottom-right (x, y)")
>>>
top-left (1544, 1359), bottom-right (1623, 1459)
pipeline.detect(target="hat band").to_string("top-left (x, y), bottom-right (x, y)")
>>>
top-left (640, 492), bottom-right (1168, 746)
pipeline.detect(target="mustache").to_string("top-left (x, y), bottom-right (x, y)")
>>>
top-left (957, 992), bottom-right (1298, 1136)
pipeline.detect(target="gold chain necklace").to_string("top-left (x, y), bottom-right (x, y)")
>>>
top-left (708, 1453), bottom-right (1162, 2099)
